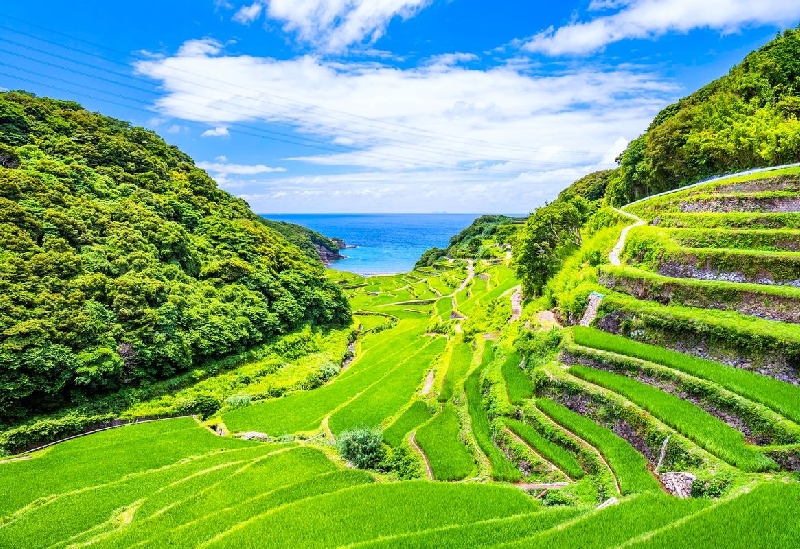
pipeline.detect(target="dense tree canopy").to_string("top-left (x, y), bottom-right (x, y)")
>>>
top-left (608, 28), bottom-right (800, 205)
top-left (0, 91), bottom-right (350, 421)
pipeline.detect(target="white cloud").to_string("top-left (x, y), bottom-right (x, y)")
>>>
top-left (263, 0), bottom-right (434, 52)
top-left (523, 0), bottom-right (800, 56)
top-left (215, 155), bottom-right (228, 162)
top-left (136, 41), bottom-right (678, 212)
top-left (178, 39), bottom-right (224, 57)
top-left (232, 1), bottom-right (264, 24)
top-left (197, 161), bottom-right (286, 175)
top-left (426, 53), bottom-right (479, 67)
top-left (201, 126), bottom-right (230, 137)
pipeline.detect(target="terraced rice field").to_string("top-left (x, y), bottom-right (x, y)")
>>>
top-left (7, 171), bottom-right (800, 546)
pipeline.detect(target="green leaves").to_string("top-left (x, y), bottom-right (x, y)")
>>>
top-left (0, 91), bottom-right (351, 422)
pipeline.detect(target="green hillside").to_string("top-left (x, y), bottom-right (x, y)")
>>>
top-left (5, 24), bottom-right (800, 549)
top-left (0, 91), bottom-right (350, 425)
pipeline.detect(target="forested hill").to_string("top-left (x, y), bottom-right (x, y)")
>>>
top-left (0, 91), bottom-right (350, 422)
top-left (608, 28), bottom-right (800, 204)
top-left (515, 28), bottom-right (800, 297)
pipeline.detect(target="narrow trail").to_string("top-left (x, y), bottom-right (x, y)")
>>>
top-left (609, 208), bottom-right (645, 267)
top-left (409, 432), bottom-right (433, 480)
top-left (577, 209), bottom-right (644, 327)
top-left (535, 310), bottom-right (562, 329)
top-left (509, 286), bottom-right (523, 322)
top-left (579, 293), bottom-right (604, 327)
top-left (456, 260), bottom-right (475, 293)
top-left (421, 370), bottom-right (435, 396)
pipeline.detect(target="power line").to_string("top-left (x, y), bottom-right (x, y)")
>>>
top-left (0, 39), bottom-right (583, 168)
top-left (0, 16), bottom-right (600, 158)
top-left (0, 41), bottom-right (580, 165)
top-left (0, 67), bottom-right (527, 172)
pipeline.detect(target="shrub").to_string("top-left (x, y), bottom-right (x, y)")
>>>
top-left (336, 427), bottom-right (386, 470)
top-left (224, 394), bottom-right (252, 410)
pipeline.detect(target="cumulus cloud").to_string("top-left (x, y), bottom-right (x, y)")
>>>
top-left (135, 42), bottom-right (678, 211)
top-left (523, 0), bottom-right (800, 56)
top-left (197, 161), bottom-right (286, 175)
top-left (260, 0), bottom-right (434, 52)
top-left (232, 2), bottom-right (264, 24)
top-left (201, 126), bottom-right (230, 137)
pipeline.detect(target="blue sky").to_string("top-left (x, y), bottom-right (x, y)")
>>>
top-left (1, 1), bottom-right (799, 213)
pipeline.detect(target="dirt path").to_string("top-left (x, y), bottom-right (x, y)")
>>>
top-left (409, 432), bottom-right (433, 480)
top-left (579, 293), bottom-right (604, 327)
top-left (609, 209), bottom-right (645, 266)
top-left (456, 260), bottom-right (475, 293)
top-left (509, 286), bottom-right (523, 322)
top-left (421, 370), bottom-right (436, 395)
top-left (535, 310), bottom-right (562, 328)
top-left (505, 427), bottom-right (573, 481)
top-left (516, 482), bottom-right (569, 491)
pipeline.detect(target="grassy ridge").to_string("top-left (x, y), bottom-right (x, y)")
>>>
top-left (353, 507), bottom-right (581, 548)
top-left (655, 212), bottom-right (800, 230)
top-left (223, 321), bottom-right (428, 435)
top-left (207, 482), bottom-right (539, 548)
top-left (595, 292), bottom-right (800, 376)
top-left (501, 352), bottom-right (534, 405)
top-left (498, 493), bottom-right (709, 549)
top-left (572, 327), bottom-right (800, 425)
top-left (465, 364), bottom-right (522, 482)
top-left (537, 399), bottom-right (660, 495)
top-left (438, 342), bottom-right (474, 402)
top-left (627, 482), bottom-right (800, 549)
top-left (384, 401), bottom-right (432, 447)
top-left (329, 337), bottom-right (447, 433)
top-left (569, 366), bottom-right (776, 472)
top-left (416, 404), bottom-right (475, 481)
top-left (600, 264), bottom-right (800, 310)
top-left (505, 418), bottom-right (585, 480)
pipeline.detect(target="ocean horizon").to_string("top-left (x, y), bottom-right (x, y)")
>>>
top-left (262, 213), bottom-right (526, 276)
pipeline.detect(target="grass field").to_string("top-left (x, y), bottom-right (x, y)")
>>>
top-left (415, 404), bottom-right (475, 481)
top-left (537, 399), bottom-right (661, 495)
top-left (625, 482), bottom-right (800, 549)
top-left (501, 352), bottom-right (534, 405)
top-left (329, 337), bottom-right (447, 433)
top-left (384, 401), bottom-right (432, 447)
top-left (569, 365), bottom-right (776, 472)
top-left (505, 418), bottom-right (585, 480)
top-left (223, 320), bottom-right (429, 435)
top-left (438, 342), bottom-right (475, 402)
top-left (465, 364), bottom-right (522, 482)
top-left (572, 327), bottom-right (800, 425)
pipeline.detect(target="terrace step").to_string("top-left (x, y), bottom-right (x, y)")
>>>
top-left (599, 265), bottom-right (800, 324)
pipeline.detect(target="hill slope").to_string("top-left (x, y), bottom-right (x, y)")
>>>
top-left (0, 91), bottom-right (350, 422)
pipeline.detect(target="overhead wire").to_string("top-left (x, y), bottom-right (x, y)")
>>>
top-left (0, 16), bottom-right (601, 159)
top-left (0, 38), bottom-right (584, 169)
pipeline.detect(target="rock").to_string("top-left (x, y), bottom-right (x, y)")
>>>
top-left (314, 243), bottom-right (345, 264)
top-left (660, 472), bottom-right (696, 498)
top-left (239, 431), bottom-right (272, 442)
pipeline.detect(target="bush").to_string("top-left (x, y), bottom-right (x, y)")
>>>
top-left (382, 445), bottom-right (422, 479)
top-left (336, 427), bottom-right (386, 470)
top-left (224, 394), bottom-right (252, 410)
top-left (180, 393), bottom-right (222, 419)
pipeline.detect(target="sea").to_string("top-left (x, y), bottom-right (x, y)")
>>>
top-left (262, 214), bottom-right (481, 276)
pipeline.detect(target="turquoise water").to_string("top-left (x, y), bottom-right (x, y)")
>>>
top-left (262, 214), bottom-right (480, 275)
